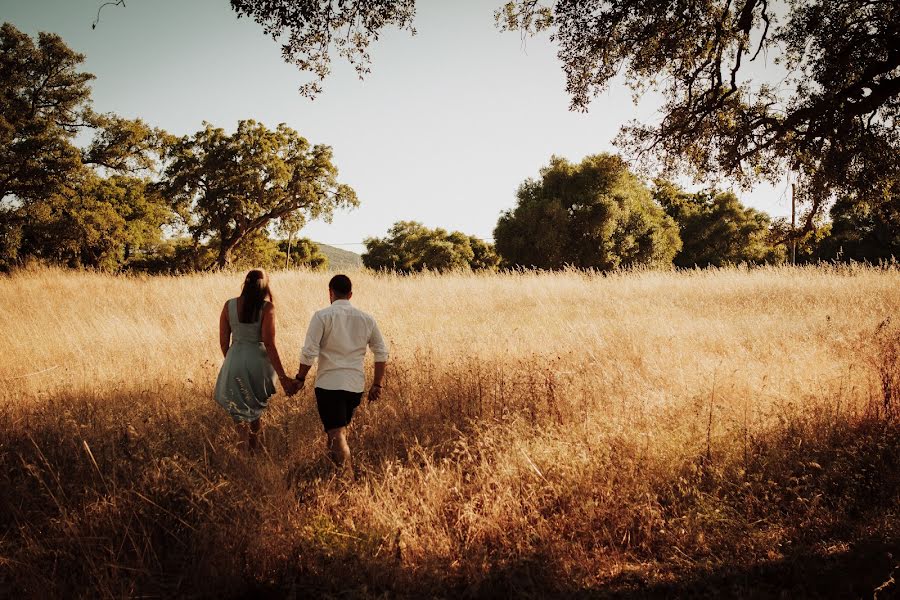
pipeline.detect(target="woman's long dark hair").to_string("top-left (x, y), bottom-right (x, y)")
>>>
top-left (238, 269), bottom-right (273, 323)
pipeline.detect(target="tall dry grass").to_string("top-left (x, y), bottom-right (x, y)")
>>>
top-left (1, 265), bottom-right (899, 598)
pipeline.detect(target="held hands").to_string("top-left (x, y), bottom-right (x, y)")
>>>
top-left (280, 375), bottom-right (304, 396)
top-left (368, 383), bottom-right (383, 402)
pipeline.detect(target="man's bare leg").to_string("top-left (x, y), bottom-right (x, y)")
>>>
top-left (325, 427), bottom-right (351, 472)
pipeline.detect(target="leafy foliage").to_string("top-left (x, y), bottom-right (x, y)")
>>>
top-left (229, 0), bottom-right (416, 98)
top-left (0, 23), bottom-right (93, 205)
top-left (494, 154), bottom-right (681, 270)
top-left (279, 236), bottom-right (328, 270)
top-left (770, 216), bottom-right (832, 264)
top-left (497, 1), bottom-right (900, 227)
top-left (363, 221), bottom-right (499, 273)
top-left (817, 191), bottom-right (900, 262)
top-left (654, 181), bottom-right (784, 267)
top-left (159, 120), bottom-right (357, 269)
top-left (0, 23), bottom-right (170, 271)
top-left (7, 174), bottom-right (174, 271)
top-left (125, 236), bottom-right (214, 274)
top-left (126, 233), bottom-right (329, 274)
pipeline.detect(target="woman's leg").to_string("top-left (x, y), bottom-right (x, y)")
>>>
top-left (248, 418), bottom-right (262, 451)
top-left (234, 420), bottom-right (249, 451)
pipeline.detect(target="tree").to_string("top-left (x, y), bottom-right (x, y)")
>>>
top-left (1, 23), bottom-right (169, 270)
top-left (362, 221), bottom-right (499, 273)
top-left (494, 154), bottom-right (681, 270)
top-left (496, 1), bottom-right (900, 229)
top-left (278, 236), bottom-right (328, 270)
top-left (816, 192), bottom-right (900, 262)
top-left (0, 23), bottom-right (93, 206)
top-left (159, 120), bottom-right (358, 269)
top-left (654, 181), bottom-right (783, 267)
top-left (9, 173), bottom-right (175, 271)
top-left (469, 236), bottom-right (501, 271)
top-left (229, 0), bottom-right (417, 98)
top-left (769, 216), bottom-right (831, 264)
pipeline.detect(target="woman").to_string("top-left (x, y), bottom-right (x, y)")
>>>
top-left (214, 269), bottom-right (296, 451)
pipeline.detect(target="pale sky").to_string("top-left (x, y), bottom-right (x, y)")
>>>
top-left (3, 0), bottom-right (794, 252)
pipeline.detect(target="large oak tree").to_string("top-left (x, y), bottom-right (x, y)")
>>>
top-left (1, 22), bottom-right (170, 270)
top-left (363, 221), bottom-right (499, 273)
top-left (494, 154), bottom-right (681, 270)
top-left (160, 120), bottom-right (358, 269)
top-left (654, 181), bottom-right (783, 267)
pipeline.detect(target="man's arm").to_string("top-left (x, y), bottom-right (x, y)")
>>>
top-left (296, 313), bottom-right (323, 385)
top-left (368, 321), bottom-right (389, 401)
top-left (296, 362), bottom-right (312, 383)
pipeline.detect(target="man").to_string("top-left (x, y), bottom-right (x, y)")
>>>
top-left (296, 274), bottom-right (388, 471)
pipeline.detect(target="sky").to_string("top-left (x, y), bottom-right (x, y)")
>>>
top-left (2, 0), bottom-right (794, 252)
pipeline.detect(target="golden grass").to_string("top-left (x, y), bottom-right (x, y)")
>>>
top-left (1, 265), bottom-right (899, 598)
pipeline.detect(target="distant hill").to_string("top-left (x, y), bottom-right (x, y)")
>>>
top-left (317, 243), bottom-right (363, 270)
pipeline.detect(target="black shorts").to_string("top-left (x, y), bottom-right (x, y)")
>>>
top-left (314, 388), bottom-right (363, 432)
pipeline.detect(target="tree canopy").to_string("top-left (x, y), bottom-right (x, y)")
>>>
top-left (229, 0), bottom-right (417, 98)
top-left (11, 174), bottom-right (173, 271)
top-left (494, 154), bottom-right (682, 270)
top-left (817, 191), bottom-right (900, 262)
top-left (0, 22), bottom-right (170, 271)
top-left (654, 181), bottom-right (783, 267)
top-left (2, 24), bottom-right (355, 273)
top-left (363, 221), bottom-right (500, 273)
top-left (159, 120), bottom-right (358, 269)
top-left (0, 23), bottom-right (93, 206)
top-left (497, 0), bottom-right (899, 227)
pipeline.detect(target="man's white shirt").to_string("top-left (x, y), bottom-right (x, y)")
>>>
top-left (300, 299), bottom-right (389, 393)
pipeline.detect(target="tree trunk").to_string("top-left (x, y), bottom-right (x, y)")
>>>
top-left (216, 243), bottom-right (233, 269)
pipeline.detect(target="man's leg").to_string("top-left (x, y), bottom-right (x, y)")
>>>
top-left (325, 426), bottom-right (351, 470)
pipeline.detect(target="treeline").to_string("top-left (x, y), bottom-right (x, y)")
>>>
top-left (3, 24), bottom-right (897, 276)
top-left (0, 24), bottom-right (349, 273)
top-left (362, 154), bottom-right (898, 273)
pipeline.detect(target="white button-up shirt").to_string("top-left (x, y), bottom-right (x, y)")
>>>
top-left (299, 299), bottom-right (389, 393)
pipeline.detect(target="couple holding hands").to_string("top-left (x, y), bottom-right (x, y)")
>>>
top-left (214, 270), bottom-right (389, 469)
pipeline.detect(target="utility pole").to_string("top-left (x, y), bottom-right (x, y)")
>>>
top-left (791, 182), bottom-right (797, 265)
top-left (285, 231), bottom-right (293, 269)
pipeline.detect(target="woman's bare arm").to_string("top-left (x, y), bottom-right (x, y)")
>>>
top-left (261, 304), bottom-right (292, 389)
top-left (219, 302), bottom-right (231, 357)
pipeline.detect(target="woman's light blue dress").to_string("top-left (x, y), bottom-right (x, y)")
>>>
top-left (214, 298), bottom-right (277, 422)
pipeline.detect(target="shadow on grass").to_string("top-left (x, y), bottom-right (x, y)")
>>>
top-left (2, 381), bottom-right (899, 599)
top-left (239, 533), bottom-right (898, 599)
top-left (596, 537), bottom-right (899, 599)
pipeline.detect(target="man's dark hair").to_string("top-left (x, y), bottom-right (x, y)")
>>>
top-left (329, 274), bottom-right (352, 297)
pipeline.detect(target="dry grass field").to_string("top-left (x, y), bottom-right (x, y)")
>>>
top-left (1, 266), bottom-right (899, 598)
